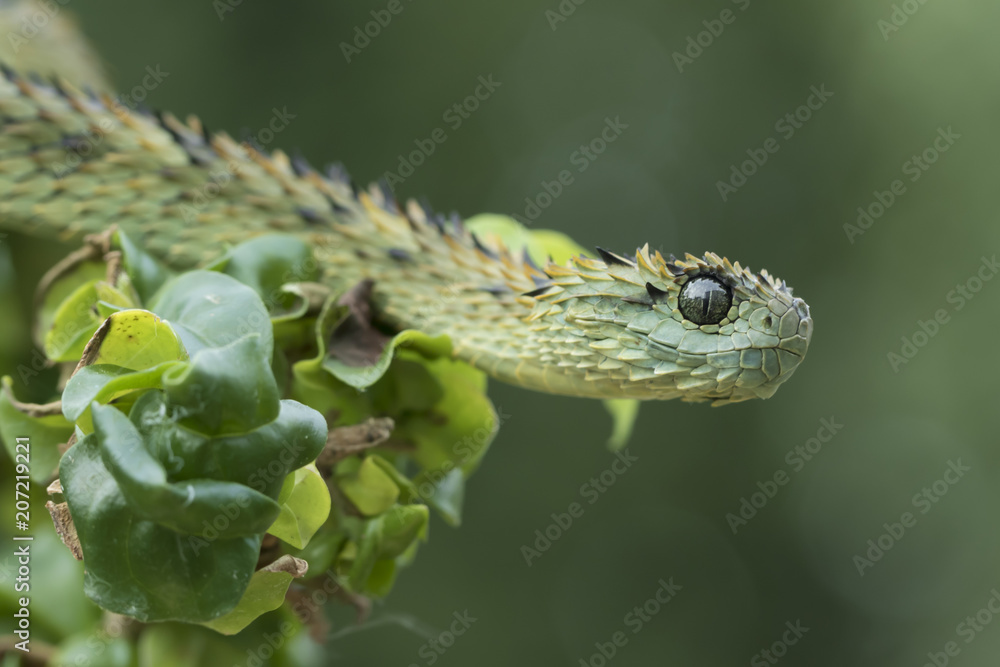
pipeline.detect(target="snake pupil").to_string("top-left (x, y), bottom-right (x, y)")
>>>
top-left (679, 276), bottom-right (732, 325)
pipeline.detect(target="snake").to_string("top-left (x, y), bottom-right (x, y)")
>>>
top-left (0, 9), bottom-right (812, 406)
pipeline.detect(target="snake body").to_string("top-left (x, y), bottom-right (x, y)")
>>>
top-left (0, 23), bottom-right (812, 405)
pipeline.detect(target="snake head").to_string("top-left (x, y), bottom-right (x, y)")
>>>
top-left (526, 247), bottom-right (813, 404)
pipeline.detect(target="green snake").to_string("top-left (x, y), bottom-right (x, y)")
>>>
top-left (0, 11), bottom-right (812, 406)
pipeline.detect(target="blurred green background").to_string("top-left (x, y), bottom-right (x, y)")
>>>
top-left (2, 0), bottom-right (999, 665)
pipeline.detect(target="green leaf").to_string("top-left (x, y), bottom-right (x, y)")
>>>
top-left (268, 463), bottom-right (331, 549)
top-left (345, 505), bottom-right (429, 594)
top-left (61, 363), bottom-right (182, 433)
top-left (418, 467), bottom-right (465, 527)
top-left (200, 559), bottom-right (304, 635)
top-left (336, 456), bottom-right (400, 516)
top-left (221, 235), bottom-right (319, 312)
top-left (162, 335), bottom-right (280, 437)
top-left (91, 403), bottom-right (280, 537)
top-left (136, 624), bottom-right (246, 665)
top-left (86, 309), bottom-right (188, 370)
top-left (43, 281), bottom-right (104, 362)
top-left (60, 392), bottom-right (327, 623)
top-left (52, 634), bottom-right (134, 667)
top-left (114, 229), bottom-right (172, 304)
top-left (60, 429), bottom-right (264, 623)
top-left (323, 329), bottom-right (452, 390)
top-left (392, 352), bottom-right (497, 477)
top-left (36, 261), bottom-right (106, 351)
top-left (149, 271), bottom-right (274, 359)
top-left (465, 214), bottom-right (588, 265)
top-left (604, 398), bottom-right (640, 451)
top-left (0, 377), bottom-right (72, 482)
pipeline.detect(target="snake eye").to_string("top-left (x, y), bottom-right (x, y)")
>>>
top-left (679, 276), bottom-right (731, 325)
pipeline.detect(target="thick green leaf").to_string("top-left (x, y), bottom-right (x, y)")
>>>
top-left (149, 271), bottom-right (274, 359)
top-left (392, 352), bottom-right (497, 477)
top-left (60, 390), bottom-right (326, 622)
top-left (157, 396), bottom-right (328, 499)
top-left (114, 229), bottom-right (172, 304)
top-left (44, 281), bottom-right (105, 362)
top-left (221, 235), bottom-right (319, 313)
top-left (269, 463), bottom-right (331, 549)
top-left (87, 310), bottom-right (188, 370)
top-left (344, 505), bottom-right (429, 594)
top-left (201, 564), bottom-right (300, 635)
top-left (162, 335), bottom-right (280, 437)
top-left (336, 456), bottom-right (400, 517)
top-left (61, 363), bottom-right (182, 433)
top-left (91, 403), bottom-right (280, 537)
top-left (36, 261), bottom-right (106, 351)
top-left (60, 429), bottom-right (264, 623)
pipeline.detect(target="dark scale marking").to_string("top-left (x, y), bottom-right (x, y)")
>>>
top-left (522, 249), bottom-right (542, 272)
top-left (388, 248), bottom-right (412, 262)
top-left (240, 133), bottom-right (265, 154)
top-left (325, 194), bottom-right (351, 216)
top-left (471, 233), bottom-right (498, 259)
top-left (480, 285), bottom-right (510, 295)
top-left (325, 162), bottom-right (350, 184)
top-left (0, 63), bottom-right (19, 81)
top-left (291, 152), bottom-right (314, 177)
top-left (645, 282), bottom-right (669, 302)
top-left (296, 207), bottom-right (323, 226)
top-left (375, 178), bottom-right (398, 213)
top-left (596, 247), bottom-right (633, 267)
top-left (665, 263), bottom-right (685, 276)
top-left (523, 284), bottom-right (555, 298)
top-left (155, 111), bottom-right (199, 166)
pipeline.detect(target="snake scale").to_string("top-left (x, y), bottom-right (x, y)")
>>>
top-left (0, 8), bottom-right (812, 405)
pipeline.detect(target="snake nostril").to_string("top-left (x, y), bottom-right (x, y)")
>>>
top-left (763, 316), bottom-right (773, 329)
